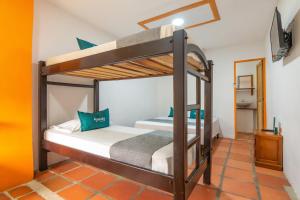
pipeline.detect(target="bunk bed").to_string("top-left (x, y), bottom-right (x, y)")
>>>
top-left (38, 25), bottom-right (213, 200)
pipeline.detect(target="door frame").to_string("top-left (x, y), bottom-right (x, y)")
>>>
top-left (234, 58), bottom-right (267, 139)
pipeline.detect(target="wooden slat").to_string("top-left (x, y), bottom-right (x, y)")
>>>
top-left (106, 65), bottom-right (146, 76)
top-left (152, 55), bottom-right (205, 72)
top-left (125, 62), bottom-right (163, 75)
top-left (132, 59), bottom-right (173, 74)
top-left (85, 67), bottom-right (137, 77)
top-left (75, 70), bottom-right (123, 79)
top-left (64, 73), bottom-right (104, 80)
top-left (150, 55), bottom-right (174, 68)
top-left (65, 71), bottom-right (117, 79)
top-left (187, 56), bottom-right (204, 71)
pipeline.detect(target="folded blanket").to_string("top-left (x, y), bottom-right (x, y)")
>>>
top-left (110, 130), bottom-right (173, 169)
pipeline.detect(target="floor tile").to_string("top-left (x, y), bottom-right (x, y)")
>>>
top-left (89, 194), bottom-right (108, 200)
top-left (0, 193), bottom-right (10, 200)
top-left (217, 142), bottom-right (231, 148)
top-left (42, 176), bottom-right (72, 192)
top-left (255, 167), bottom-right (285, 178)
top-left (213, 157), bottom-right (225, 165)
top-left (231, 142), bottom-right (251, 149)
top-left (231, 146), bottom-right (251, 153)
top-left (222, 178), bottom-right (257, 199)
top-left (257, 173), bottom-right (290, 190)
top-left (219, 138), bottom-right (232, 143)
top-left (260, 185), bottom-right (291, 200)
top-left (63, 166), bottom-right (97, 181)
top-left (230, 148), bottom-right (251, 155)
top-left (136, 188), bottom-right (173, 200)
top-left (220, 192), bottom-right (251, 200)
top-left (102, 180), bottom-right (141, 200)
top-left (81, 171), bottom-right (117, 190)
top-left (214, 146), bottom-right (229, 152)
top-left (230, 153), bottom-right (252, 163)
top-left (227, 159), bottom-right (252, 171)
top-left (198, 175), bottom-right (220, 188)
top-left (35, 171), bottom-right (55, 182)
top-left (8, 185), bottom-right (33, 198)
top-left (224, 167), bottom-right (254, 182)
top-left (212, 164), bottom-right (224, 176)
top-left (189, 185), bottom-right (217, 200)
top-left (213, 151), bottom-right (228, 158)
top-left (50, 161), bottom-right (80, 174)
top-left (18, 192), bottom-right (45, 200)
top-left (58, 184), bottom-right (94, 200)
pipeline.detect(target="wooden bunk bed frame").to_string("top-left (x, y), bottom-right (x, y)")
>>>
top-left (38, 29), bottom-right (213, 200)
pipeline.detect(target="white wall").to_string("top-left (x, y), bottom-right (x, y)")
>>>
top-left (265, 2), bottom-right (300, 197)
top-left (203, 43), bottom-right (265, 138)
top-left (156, 74), bottom-right (201, 117)
top-left (99, 78), bottom-right (158, 126)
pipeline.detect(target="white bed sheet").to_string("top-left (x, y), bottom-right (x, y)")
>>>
top-left (44, 125), bottom-right (194, 175)
top-left (134, 117), bottom-right (222, 142)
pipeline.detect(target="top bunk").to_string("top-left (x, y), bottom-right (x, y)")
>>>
top-left (41, 25), bottom-right (209, 81)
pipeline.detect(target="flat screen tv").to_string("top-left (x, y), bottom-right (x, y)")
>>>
top-left (270, 8), bottom-right (292, 62)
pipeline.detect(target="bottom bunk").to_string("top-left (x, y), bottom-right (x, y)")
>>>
top-left (41, 123), bottom-right (209, 194)
top-left (134, 117), bottom-right (222, 140)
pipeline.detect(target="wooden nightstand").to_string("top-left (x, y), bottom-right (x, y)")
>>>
top-left (255, 130), bottom-right (283, 171)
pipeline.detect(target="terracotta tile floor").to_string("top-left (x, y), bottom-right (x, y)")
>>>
top-left (0, 137), bottom-right (295, 200)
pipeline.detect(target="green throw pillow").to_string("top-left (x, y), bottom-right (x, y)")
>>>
top-left (76, 38), bottom-right (97, 50)
top-left (78, 109), bottom-right (110, 132)
top-left (190, 109), bottom-right (205, 119)
top-left (168, 107), bottom-right (174, 117)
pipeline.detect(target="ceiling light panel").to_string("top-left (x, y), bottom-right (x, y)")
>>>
top-left (146, 4), bottom-right (213, 29)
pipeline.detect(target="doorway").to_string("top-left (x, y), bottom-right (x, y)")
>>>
top-left (234, 58), bottom-right (266, 139)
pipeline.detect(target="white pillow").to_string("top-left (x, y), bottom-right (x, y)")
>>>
top-left (51, 119), bottom-right (81, 133)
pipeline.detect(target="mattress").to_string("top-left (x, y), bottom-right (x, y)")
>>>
top-left (44, 125), bottom-right (195, 175)
top-left (46, 25), bottom-right (176, 66)
top-left (134, 117), bottom-right (221, 143)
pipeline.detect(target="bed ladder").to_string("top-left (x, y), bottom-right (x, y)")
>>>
top-left (173, 29), bottom-right (213, 200)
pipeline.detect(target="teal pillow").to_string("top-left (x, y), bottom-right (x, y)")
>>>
top-left (76, 38), bottom-right (97, 50)
top-left (200, 109), bottom-right (205, 119)
top-left (168, 107), bottom-right (174, 117)
top-left (190, 109), bottom-right (205, 119)
top-left (190, 109), bottom-right (197, 119)
top-left (78, 109), bottom-right (110, 132)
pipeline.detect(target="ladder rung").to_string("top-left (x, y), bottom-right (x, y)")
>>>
top-left (188, 135), bottom-right (201, 149)
top-left (187, 67), bottom-right (209, 82)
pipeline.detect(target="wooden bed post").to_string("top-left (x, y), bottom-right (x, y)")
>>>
top-left (38, 61), bottom-right (48, 171)
top-left (94, 80), bottom-right (99, 112)
top-left (203, 60), bottom-right (213, 184)
top-left (173, 29), bottom-right (187, 200)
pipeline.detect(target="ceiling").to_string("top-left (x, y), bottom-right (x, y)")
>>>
top-left (48, 0), bottom-right (278, 50)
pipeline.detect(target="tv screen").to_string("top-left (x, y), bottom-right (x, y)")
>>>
top-left (270, 8), bottom-right (292, 62)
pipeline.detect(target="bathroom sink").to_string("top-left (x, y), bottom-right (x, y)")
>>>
top-left (236, 102), bottom-right (251, 108)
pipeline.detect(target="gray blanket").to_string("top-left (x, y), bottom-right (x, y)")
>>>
top-left (146, 118), bottom-right (203, 126)
top-left (110, 130), bottom-right (173, 169)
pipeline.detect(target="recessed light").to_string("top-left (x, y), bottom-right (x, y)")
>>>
top-left (172, 18), bottom-right (184, 27)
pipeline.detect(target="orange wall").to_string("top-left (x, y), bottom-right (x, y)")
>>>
top-left (0, 0), bottom-right (34, 191)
